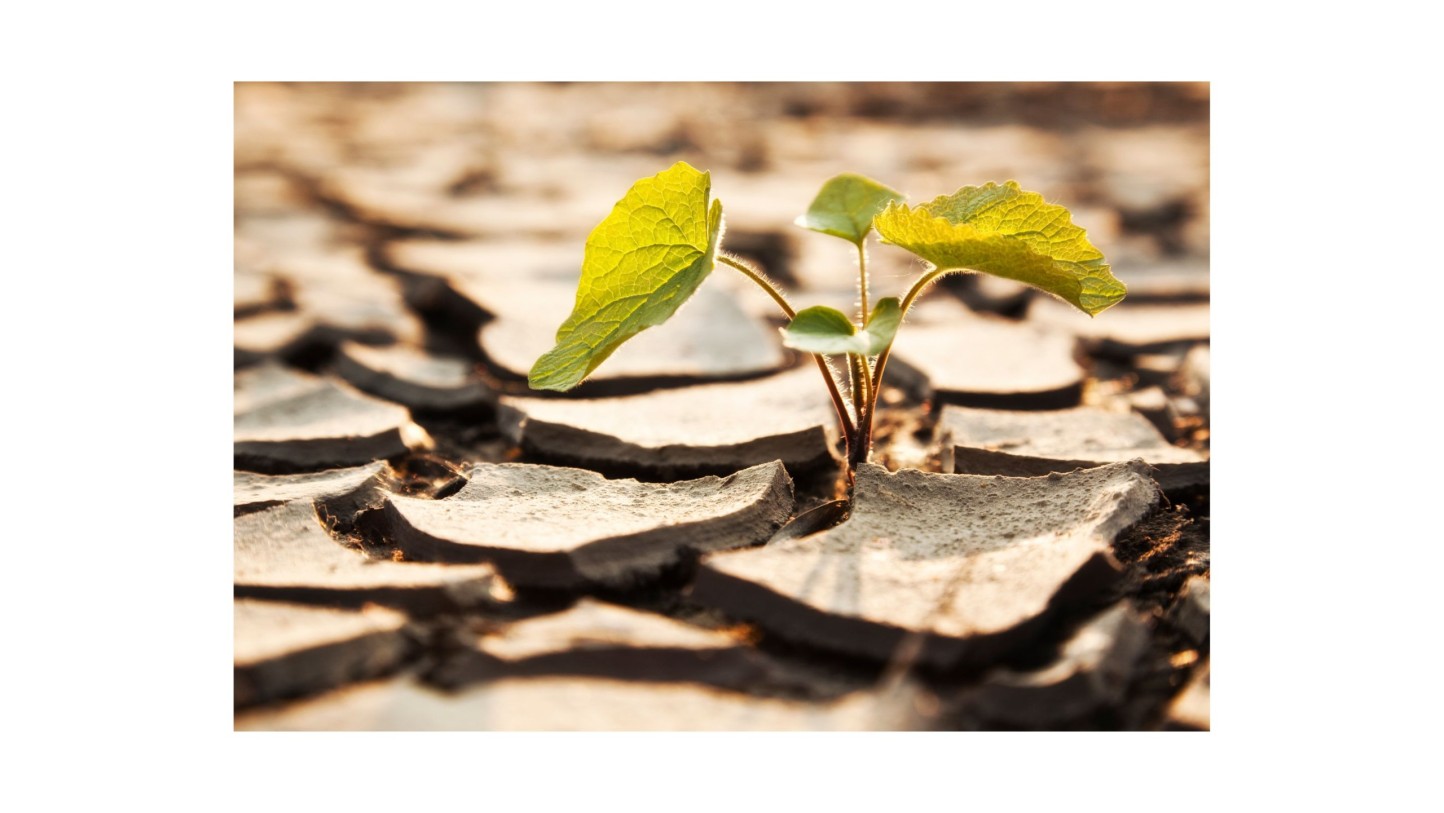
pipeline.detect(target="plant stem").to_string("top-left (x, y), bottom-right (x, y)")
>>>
top-left (851, 350), bottom-right (881, 472)
top-left (869, 268), bottom-right (943, 395)
top-left (718, 253), bottom-right (857, 448)
top-left (856, 240), bottom-right (870, 325)
top-left (843, 240), bottom-right (875, 472)
top-left (847, 353), bottom-right (872, 470)
top-left (718, 253), bottom-right (793, 320)
top-left (857, 266), bottom-right (954, 467)
top-left (897, 268), bottom-right (946, 317)
top-left (848, 350), bottom-right (865, 416)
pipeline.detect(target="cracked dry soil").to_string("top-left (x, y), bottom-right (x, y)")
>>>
top-left (234, 81), bottom-right (1210, 731)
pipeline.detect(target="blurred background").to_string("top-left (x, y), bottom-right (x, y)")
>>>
top-left (234, 81), bottom-right (1209, 458)
top-left (235, 81), bottom-right (1208, 265)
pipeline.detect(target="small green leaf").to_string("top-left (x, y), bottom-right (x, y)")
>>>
top-left (794, 173), bottom-right (906, 245)
top-left (782, 306), bottom-right (858, 355)
top-left (863, 297), bottom-right (902, 352)
top-left (783, 297), bottom-right (901, 356)
top-left (874, 181), bottom-right (1125, 316)
top-left (528, 162), bottom-right (724, 391)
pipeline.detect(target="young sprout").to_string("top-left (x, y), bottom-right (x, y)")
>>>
top-left (528, 162), bottom-right (1125, 485)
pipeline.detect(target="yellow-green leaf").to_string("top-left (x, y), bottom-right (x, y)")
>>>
top-left (794, 173), bottom-right (906, 245)
top-left (528, 162), bottom-right (724, 391)
top-left (874, 181), bottom-right (1125, 316)
top-left (782, 298), bottom-right (901, 356)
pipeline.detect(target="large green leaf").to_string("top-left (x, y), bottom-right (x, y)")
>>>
top-left (529, 162), bottom-right (724, 391)
top-left (795, 173), bottom-right (906, 245)
top-left (782, 298), bottom-right (902, 356)
top-left (874, 181), bottom-right (1125, 316)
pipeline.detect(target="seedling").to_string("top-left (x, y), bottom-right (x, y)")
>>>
top-left (529, 162), bottom-right (1124, 483)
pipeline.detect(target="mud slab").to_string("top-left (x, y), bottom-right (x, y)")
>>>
top-left (232, 320), bottom-right (416, 370)
top-left (1122, 386), bottom-right (1180, 440)
top-left (1164, 660), bottom-right (1210, 731)
top-left (334, 341), bottom-right (493, 414)
top-left (693, 462), bottom-right (1160, 670)
top-left (234, 598), bottom-right (411, 708)
top-left (380, 237), bottom-right (585, 328)
top-left (318, 161), bottom-right (656, 239)
top-left (1178, 345), bottom-right (1211, 416)
top-left (384, 461), bottom-right (795, 590)
top-left (234, 249), bottom-right (424, 366)
top-left (498, 368), bottom-right (837, 478)
top-left (940, 274), bottom-right (1035, 317)
top-left (886, 318), bottom-right (1085, 409)
top-left (235, 500), bottom-right (501, 614)
top-left (236, 674), bottom-right (932, 731)
top-left (234, 362), bottom-right (328, 412)
top-left (234, 268), bottom-right (292, 318)
top-left (383, 237), bottom-right (586, 285)
top-left (1030, 298), bottom-right (1210, 356)
top-left (233, 461), bottom-right (386, 517)
top-left (234, 367), bottom-right (419, 473)
top-left (1111, 261), bottom-right (1210, 304)
top-left (1170, 574), bottom-right (1211, 647)
top-left (937, 404), bottom-right (1208, 493)
top-left (429, 598), bottom-right (791, 691)
top-left (950, 603), bottom-right (1152, 729)
top-left (283, 251), bottom-right (424, 347)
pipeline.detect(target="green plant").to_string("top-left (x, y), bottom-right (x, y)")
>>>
top-left (529, 162), bottom-right (1125, 483)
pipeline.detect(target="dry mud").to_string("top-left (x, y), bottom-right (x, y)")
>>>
top-left (234, 82), bottom-right (1210, 730)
